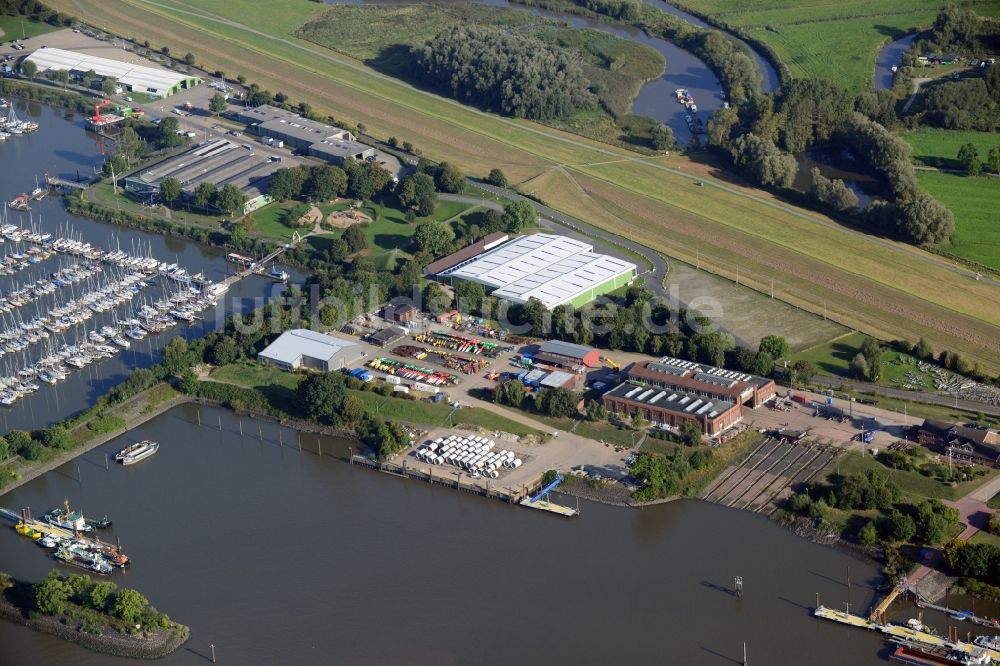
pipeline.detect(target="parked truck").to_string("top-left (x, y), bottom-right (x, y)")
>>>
top-left (348, 367), bottom-right (373, 383)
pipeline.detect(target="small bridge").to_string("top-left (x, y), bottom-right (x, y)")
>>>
top-left (45, 175), bottom-right (91, 190)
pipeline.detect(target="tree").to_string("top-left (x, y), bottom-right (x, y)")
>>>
top-left (34, 571), bottom-right (72, 615)
top-left (967, 155), bottom-right (982, 176)
top-left (117, 126), bottom-right (142, 165)
top-left (958, 142), bottom-right (978, 168)
top-left (850, 352), bottom-right (869, 380)
top-left (858, 521), bottom-right (879, 547)
top-left (883, 509), bottom-right (916, 543)
top-left (207, 336), bottom-right (240, 365)
top-left (113, 588), bottom-right (149, 624)
top-left (537, 388), bottom-right (577, 418)
top-left (413, 220), bottom-right (455, 256)
top-left (435, 162), bottom-right (465, 193)
top-left (89, 581), bottom-right (118, 612)
top-left (100, 76), bottom-right (117, 96)
top-left (345, 161), bottom-right (391, 200)
top-left (268, 166), bottom-right (309, 201)
top-left (183, 52), bottom-right (195, 66)
top-left (932, 6), bottom-right (980, 51)
top-left (454, 280), bottom-right (486, 315)
top-left (397, 172), bottom-right (436, 211)
top-left (791, 359), bottom-right (814, 385)
top-left (500, 200), bottom-right (535, 232)
top-left (678, 420), bottom-right (703, 446)
top-left (188, 182), bottom-right (215, 209)
top-left (298, 372), bottom-right (346, 424)
top-left (20, 59), bottom-right (37, 78)
top-left (342, 223), bottom-right (368, 253)
top-left (341, 394), bottom-right (365, 425)
top-left (810, 167), bottom-right (859, 211)
top-left (758, 335), bottom-right (789, 361)
top-left (650, 123), bottom-right (675, 151)
top-left (216, 183), bottom-right (246, 215)
top-left (209, 92), bottom-right (228, 116)
top-left (585, 399), bottom-right (608, 422)
top-left (915, 499), bottom-right (956, 545)
top-left (308, 166), bottom-right (348, 201)
top-left (42, 426), bottom-right (70, 450)
top-left (494, 380), bottom-right (526, 408)
top-left (486, 168), bottom-right (508, 188)
top-left (159, 177), bottom-right (181, 205)
top-left (914, 337), bottom-right (934, 360)
top-left (989, 147), bottom-right (1000, 174)
top-left (51, 69), bottom-right (69, 88)
top-left (158, 116), bottom-right (181, 147)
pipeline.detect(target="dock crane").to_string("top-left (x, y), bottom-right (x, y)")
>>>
top-left (90, 99), bottom-right (112, 124)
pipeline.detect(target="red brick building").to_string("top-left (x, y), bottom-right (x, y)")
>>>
top-left (626, 357), bottom-right (776, 409)
top-left (602, 380), bottom-right (743, 436)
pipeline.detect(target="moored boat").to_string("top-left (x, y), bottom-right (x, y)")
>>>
top-left (54, 544), bottom-right (113, 575)
top-left (116, 439), bottom-right (159, 465)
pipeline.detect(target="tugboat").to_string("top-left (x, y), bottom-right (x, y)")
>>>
top-left (116, 439), bottom-right (159, 465)
top-left (8, 194), bottom-right (31, 212)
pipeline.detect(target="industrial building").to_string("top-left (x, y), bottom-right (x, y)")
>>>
top-left (258, 329), bottom-right (362, 372)
top-left (602, 380), bottom-right (742, 436)
top-left (24, 47), bottom-right (200, 98)
top-left (422, 232), bottom-right (509, 276)
top-left (626, 356), bottom-right (776, 408)
top-left (234, 105), bottom-right (374, 164)
top-left (123, 139), bottom-right (278, 214)
top-left (534, 340), bottom-right (601, 369)
top-left (368, 326), bottom-right (407, 348)
top-left (437, 234), bottom-right (636, 310)
top-left (916, 420), bottom-right (1000, 466)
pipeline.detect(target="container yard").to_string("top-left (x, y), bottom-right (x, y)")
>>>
top-left (413, 434), bottom-right (525, 480)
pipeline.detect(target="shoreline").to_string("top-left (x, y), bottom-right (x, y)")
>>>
top-left (0, 590), bottom-right (189, 659)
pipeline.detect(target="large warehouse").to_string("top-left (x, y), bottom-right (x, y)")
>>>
top-left (24, 47), bottom-right (200, 98)
top-left (602, 380), bottom-right (742, 436)
top-left (437, 234), bottom-right (636, 309)
top-left (235, 105), bottom-right (374, 164)
top-left (626, 356), bottom-right (777, 408)
top-left (258, 329), bottom-right (362, 372)
top-left (123, 139), bottom-right (277, 214)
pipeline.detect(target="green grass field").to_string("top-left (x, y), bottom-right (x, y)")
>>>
top-left (905, 128), bottom-right (1000, 170)
top-left (790, 332), bottom-right (868, 375)
top-left (210, 362), bottom-right (544, 437)
top-left (50, 0), bottom-right (1000, 374)
top-left (0, 16), bottom-right (59, 40)
top-left (836, 451), bottom-right (998, 502)
top-left (669, 0), bottom-right (1000, 91)
top-left (247, 201), bottom-right (308, 241)
top-left (915, 170), bottom-right (1000, 270)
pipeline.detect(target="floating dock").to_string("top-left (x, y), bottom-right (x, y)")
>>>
top-left (519, 497), bottom-right (579, 517)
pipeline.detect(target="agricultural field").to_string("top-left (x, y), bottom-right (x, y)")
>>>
top-left (905, 128), bottom-right (1000, 170)
top-left (46, 0), bottom-right (1000, 374)
top-left (667, 0), bottom-right (1000, 91)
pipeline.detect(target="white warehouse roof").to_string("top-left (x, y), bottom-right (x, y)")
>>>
top-left (24, 47), bottom-right (197, 95)
top-left (442, 234), bottom-right (636, 309)
top-left (258, 329), bottom-right (359, 366)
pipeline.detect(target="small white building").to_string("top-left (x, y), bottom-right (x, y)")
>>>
top-left (258, 329), bottom-right (361, 372)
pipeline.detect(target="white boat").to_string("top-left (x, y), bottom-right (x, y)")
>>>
top-left (117, 440), bottom-right (159, 465)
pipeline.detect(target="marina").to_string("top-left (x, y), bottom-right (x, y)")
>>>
top-left (0, 97), bottom-right (303, 432)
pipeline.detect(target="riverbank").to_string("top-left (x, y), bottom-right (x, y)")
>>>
top-left (0, 574), bottom-right (189, 660)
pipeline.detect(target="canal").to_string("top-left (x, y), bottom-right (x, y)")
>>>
top-left (0, 99), bottom-right (305, 432)
top-left (0, 403), bottom-right (895, 665)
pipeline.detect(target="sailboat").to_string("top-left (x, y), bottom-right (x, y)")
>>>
top-left (30, 176), bottom-right (46, 201)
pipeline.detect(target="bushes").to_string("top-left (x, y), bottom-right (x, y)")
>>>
top-left (87, 413), bottom-right (127, 435)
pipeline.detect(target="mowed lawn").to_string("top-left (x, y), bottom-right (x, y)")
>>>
top-left (916, 171), bottom-right (1000, 270)
top-left (905, 128), bottom-right (1000, 170)
top-left (52, 0), bottom-right (1000, 374)
top-left (0, 16), bottom-right (59, 40)
top-left (669, 0), bottom-right (1000, 91)
top-left (790, 331), bottom-right (868, 375)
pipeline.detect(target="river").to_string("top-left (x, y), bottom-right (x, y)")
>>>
top-left (0, 402), bottom-right (900, 665)
top-left (334, 0), bottom-right (779, 144)
top-left (0, 99), bottom-right (305, 432)
top-left (874, 33), bottom-right (919, 91)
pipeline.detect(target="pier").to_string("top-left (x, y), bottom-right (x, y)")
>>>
top-left (221, 241), bottom-right (297, 288)
top-left (44, 174), bottom-right (91, 190)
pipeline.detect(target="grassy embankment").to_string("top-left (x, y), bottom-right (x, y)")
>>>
top-left (209, 362), bottom-right (546, 439)
top-left (666, 0), bottom-right (1000, 91)
top-left (836, 450), bottom-right (998, 502)
top-left (903, 128), bottom-right (1000, 272)
top-left (293, 4), bottom-right (666, 145)
top-left (46, 0), bottom-right (1000, 374)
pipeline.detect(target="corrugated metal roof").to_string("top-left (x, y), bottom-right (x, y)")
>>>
top-left (25, 48), bottom-right (196, 93)
top-left (540, 371), bottom-right (574, 388)
top-left (258, 329), bottom-right (359, 365)
top-left (538, 339), bottom-right (596, 361)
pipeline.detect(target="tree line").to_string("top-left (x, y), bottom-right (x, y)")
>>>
top-left (410, 25), bottom-right (598, 120)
